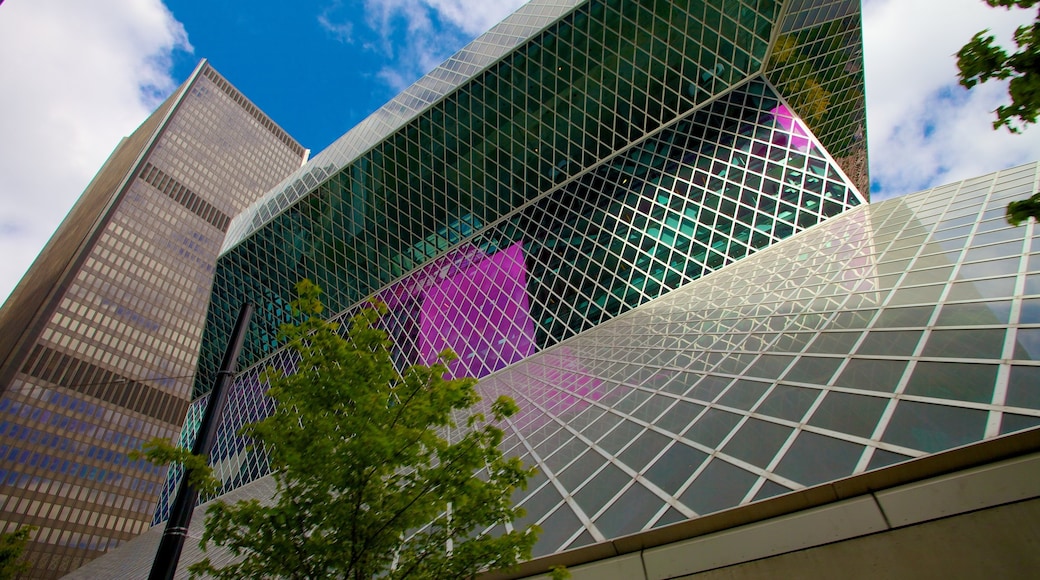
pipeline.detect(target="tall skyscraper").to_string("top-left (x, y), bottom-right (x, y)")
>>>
top-left (57, 0), bottom-right (1040, 577)
top-left (0, 61), bottom-right (307, 578)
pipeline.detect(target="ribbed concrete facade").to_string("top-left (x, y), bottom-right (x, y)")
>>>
top-left (0, 61), bottom-right (306, 578)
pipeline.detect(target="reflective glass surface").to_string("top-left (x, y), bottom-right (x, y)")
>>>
top-left (160, 161), bottom-right (1040, 559)
top-left (196, 0), bottom-right (848, 397)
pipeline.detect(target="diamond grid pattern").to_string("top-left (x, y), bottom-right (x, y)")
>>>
top-left (157, 163), bottom-right (1040, 552)
top-left (156, 74), bottom-right (865, 524)
top-left (195, 0), bottom-right (788, 397)
top-left (766, 0), bottom-right (867, 192)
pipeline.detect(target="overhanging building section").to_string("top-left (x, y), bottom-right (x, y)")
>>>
top-left (192, 0), bottom-right (868, 398)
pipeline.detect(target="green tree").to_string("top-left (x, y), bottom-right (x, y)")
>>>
top-left (957, 0), bottom-right (1040, 225)
top-left (957, 0), bottom-right (1040, 134)
top-left (187, 280), bottom-right (538, 579)
top-left (0, 527), bottom-right (33, 580)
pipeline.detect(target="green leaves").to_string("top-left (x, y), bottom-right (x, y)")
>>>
top-left (957, 1), bottom-right (1040, 225)
top-left (132, 438), bottom-right (220, 496)
top-left (190, 280), bottom-right (537, 579)
top-left (956, 2), bottom-right (1040, 133)
top-left (0, 527), bottom-right (33, 580)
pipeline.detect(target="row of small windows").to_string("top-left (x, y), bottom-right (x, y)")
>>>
top-left (199, 66), bottom-right (306, 157)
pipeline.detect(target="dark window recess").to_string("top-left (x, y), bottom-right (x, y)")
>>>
top-left (138, 162), bottom-right (231, 232)
top-left (20, 344), bottom-right (188, 425)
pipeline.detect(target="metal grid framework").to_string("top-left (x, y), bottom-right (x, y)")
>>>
top-left (155, 73), bottom-right (865, 522)
top-left (159, 162), bottom-right (1040, 557)
top-left (193, 0), bottom-right (860, 397)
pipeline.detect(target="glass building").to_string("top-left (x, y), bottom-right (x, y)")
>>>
top-left (57, 0), bottom-right (1040, 575)
top-left (159, 0), bottom-right (873, 538)
top-left (0, 61), bottom-right (307, 578)
top-left (71, 160), bottom-right (1040, 578)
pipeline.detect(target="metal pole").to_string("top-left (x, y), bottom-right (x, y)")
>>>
top-left (149, 303), bottom-right (253, 580)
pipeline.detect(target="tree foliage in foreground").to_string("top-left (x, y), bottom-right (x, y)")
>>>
top-left (188, 281), bottom-right (538, 579)
top-left (957, 0), bottom-right (1040, 134)
top-left (956, 0), bottom-right (1040, 225)
top-left (0, 527), bottom-right (33, 580)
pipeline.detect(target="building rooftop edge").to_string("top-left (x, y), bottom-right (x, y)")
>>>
top-left (218, 0), bottom-right (585, 255)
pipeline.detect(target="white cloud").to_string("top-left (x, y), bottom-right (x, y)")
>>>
top-left (0, 0), bottom-right (190, 303)
top-left (863, 0), bottom-right (1040, 200)
top-left (319, 1), bottom-right (355, 43)
top-left (361, 0), bottom-right (528, 92)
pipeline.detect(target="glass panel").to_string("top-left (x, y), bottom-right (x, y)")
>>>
top-left (904, 362), bottom-right (998, 403)
top-left (687, 376), bottom-right (732, 402)
top-left (755, 385), bottom-right (820, 421)
top-left (751, 479), bottom-right (793, 502)
top-left (618, 430), bottom-right (671, 473)
top-left (531, 505), bottom-right (583, 557)
top-left (999, 413), bottom-right (1040, 435)
top-left (833, 359), bottom-right (907, 392)
top-left (774, 431), bottom-right (863, 486)
top-left (1013, 328), bottom-right (1040, 360)
top-left (874, 306), bottom-right (933, 328)
top-left (947, 277), bottom-right (1016, 301)
top-left (678, 459), bottom-right (757, 515)
top-left (718, 380), bottom-right (770, 410)
top-left (783, 356), bottom-right (843, 384)
top-left (558, 450), bottom-right (609, 490)
top-left (882, 401), bottom-right (988, 453)
top-left (656, 400), bottom-right (706, 432)
top-left (598, 421), bottom-right (645, 455)
top-left (866, 448), bottom-right (913, 471)
top-left (572, 463), bottom-right (630, 517)
top-left (643, 442), bottom-right (708, 494)
top-left (1019, 298), bottom-right (1040, 323)
top-left (921, 329), bottom-right (1005, 359)
top-left (744, 354), bottom-right (795, 379)
top-left (722, 418), bottom-right (792, 468)
top-left (684, 409), bottom-right (742, 448)
top-left (935, 301), bottom-right (1012, 326)
top-left (856, 330), bottom-right (922, 356)
top-left (1006, 365), bottom-right (1040, 409)
top-left (805, 331), bottom-right (862, 354)
top-left (595, 483), bottom-right (664, 537)
top-left (808, 391), bottom-right (888, 438)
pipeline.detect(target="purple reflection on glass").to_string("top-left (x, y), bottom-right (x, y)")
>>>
top-left (769, 105), bottom-right (812, 152)
top-left (418, 241), bottom-right (537, 378)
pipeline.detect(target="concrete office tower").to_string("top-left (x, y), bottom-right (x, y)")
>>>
top-left (0, 61), bottom-right (306, 578)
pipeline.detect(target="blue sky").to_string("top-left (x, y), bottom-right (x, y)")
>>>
top-left (0, 0), bottom-right (1037, 304)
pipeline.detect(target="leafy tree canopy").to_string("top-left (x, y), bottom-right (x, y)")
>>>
top-left (957, 0), bottom-right (1040, 133)
top-left (186, 280), bottom-right (538, 579)
top-left (956, 0), bottom-right (1040, 225)
top-left (0, 527), bottom-right (33, 580)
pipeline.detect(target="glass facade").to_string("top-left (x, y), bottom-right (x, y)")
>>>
top-left (156, 0), bottom-right (882, 546)
top-left (0, 63), bottom-right (306, 578)
top-left (193, 0), bottom-right (869, 397)
top-left (162, 159), bottom-right (1040, 559)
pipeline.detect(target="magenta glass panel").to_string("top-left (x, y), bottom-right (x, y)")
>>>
top-left (769, 105), bottom-right (812, 152)
top-left (418, 241), bottom-right (537, 378)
